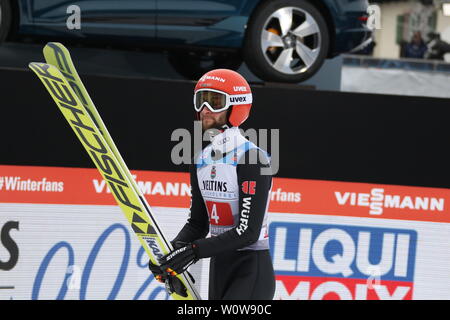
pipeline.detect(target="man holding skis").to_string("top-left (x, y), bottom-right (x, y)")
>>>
top-left (149, 69), bottom-right (275, 300)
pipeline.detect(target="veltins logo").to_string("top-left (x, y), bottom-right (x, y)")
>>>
top-left (269, 222), bottom-right (417, 300)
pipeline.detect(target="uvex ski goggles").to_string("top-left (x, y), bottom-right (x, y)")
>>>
top-left (194, 89), bottom-right (252, 113)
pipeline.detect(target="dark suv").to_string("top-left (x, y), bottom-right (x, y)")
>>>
top-left (0, 0), bottom-right (372, 82)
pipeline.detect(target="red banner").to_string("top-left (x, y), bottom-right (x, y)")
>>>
top-left (1, 165), bottom-right (449, 223)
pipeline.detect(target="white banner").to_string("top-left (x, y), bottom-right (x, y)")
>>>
top-left (2, 203), bottom-right (450, 300)
top-left (2, 166), bottom-right (450, 300)
top-left (0, 203), bottom-right (208, 300)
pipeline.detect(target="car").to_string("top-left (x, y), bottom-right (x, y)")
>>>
top-left (0, 0), bottom-right (372, 83)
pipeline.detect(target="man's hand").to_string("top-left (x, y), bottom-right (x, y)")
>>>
top-left (159, 243), bottom-right (198, 276)
top-left (148, 260), bottom-right (167, 283)
top-left (149, 259), bottom-right (190, 297)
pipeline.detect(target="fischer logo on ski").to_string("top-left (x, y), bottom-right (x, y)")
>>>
top-left (29, 62), bottom-right (146, 226)
top-left (28, 43), bottom-right (201, 300)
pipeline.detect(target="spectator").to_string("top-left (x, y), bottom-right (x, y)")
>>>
top-left (404, 31), bottom-right (428, 59)
top-left (425, 32), bottom-right (450, 60)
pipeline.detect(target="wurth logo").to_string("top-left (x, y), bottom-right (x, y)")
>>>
top-left (236, 197), bottom-right (251, 235)
top-left (335, 188), bottom-right (445, 215)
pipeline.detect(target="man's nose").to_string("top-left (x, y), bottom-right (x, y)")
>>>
top-left (201, 106), bottom-right (212, 115)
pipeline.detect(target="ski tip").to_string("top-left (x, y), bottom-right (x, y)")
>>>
top-left (43, 42), bottom-right (70, 61)
top-left (44, 42), bottom-right (66, 50)
top-left (45, 41), bottom-right (61, 47)
top-left (43, 43), bottom-right (53, 56)
top-left (29, 61), bottom-right (50, 67)
top-left (28, 62), bottom-right (57, 75)
top-left (28, 62), bottom-right (43, 69)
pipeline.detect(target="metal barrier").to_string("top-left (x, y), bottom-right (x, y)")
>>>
top-left (343, 54), bottom-right (450, 73)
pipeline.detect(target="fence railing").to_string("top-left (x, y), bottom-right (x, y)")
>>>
top-left (343, 54), bottom-right (450, 73)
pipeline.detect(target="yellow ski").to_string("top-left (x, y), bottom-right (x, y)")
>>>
top-left (29, 50), bottom-right (200, 300)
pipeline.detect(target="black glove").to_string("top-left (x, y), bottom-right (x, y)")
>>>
top-left (149, 259), bottom-right (189, 297)
top-left (159, 243), bottom-right (199, 276)
top-left (148, 260), bottom-right (167, 283)
top-left (171, 240), bottom-right (187, 250)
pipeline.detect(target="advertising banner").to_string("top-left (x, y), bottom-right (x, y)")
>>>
top-left (1, 165), bottom-right (449, 299)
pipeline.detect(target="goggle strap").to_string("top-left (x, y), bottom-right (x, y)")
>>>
top-left (194, 91), bottom-right (252, 112)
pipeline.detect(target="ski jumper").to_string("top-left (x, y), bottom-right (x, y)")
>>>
top-left (173, 127), bottom-right (275, 300)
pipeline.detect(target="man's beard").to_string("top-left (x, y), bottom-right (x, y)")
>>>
top-left (201, 117), bottom-right (216, 130)
top-left (202, 119), bottom-right (229, 142)
top-left (202, 117), bottom-right (227, 131)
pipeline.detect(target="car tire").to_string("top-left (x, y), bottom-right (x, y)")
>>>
top-left (0, 0), bottom-right (12, 43)
top-left (244, 0), bottom-right (329, 83)
top-left (168, 51), bottom-right (242, 81)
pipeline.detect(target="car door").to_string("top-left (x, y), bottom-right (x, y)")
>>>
top-left (155, 0), bottom-right (247, 47)
top-left (27, 0), bottom-right (156, 39)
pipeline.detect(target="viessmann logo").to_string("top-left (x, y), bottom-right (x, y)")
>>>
top-left (335, 188), bottom-right (445, 215)
top-left (93, 176), bottom-right (191, 197)
top-left (199, 75), bottom-right (226, 83)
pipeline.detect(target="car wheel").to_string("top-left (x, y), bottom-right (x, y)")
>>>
top-left (244, 0), bottom-right (329, 83)
top-left (168, 51), bottom-right (242, 80)
top-left (0, 0), bottom-right (12, 43)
